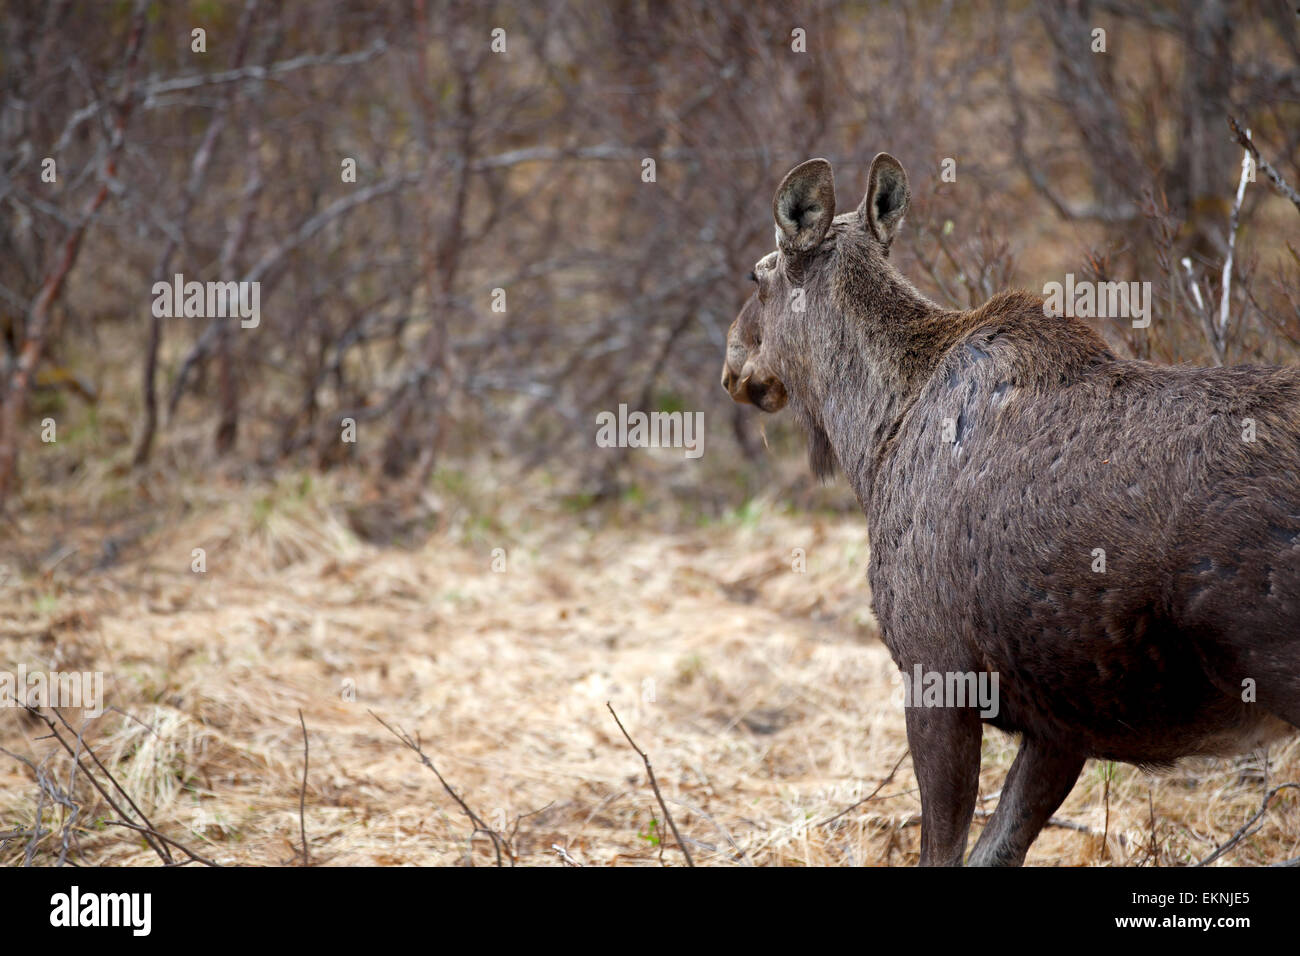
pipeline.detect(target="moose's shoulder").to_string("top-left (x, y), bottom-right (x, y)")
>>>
top-left (936, 289), bottom-right (1300, 393)
top-left (921, 292), bottom-right (1300, 432)
top-left (923, 289), bottom-right (1115, 393)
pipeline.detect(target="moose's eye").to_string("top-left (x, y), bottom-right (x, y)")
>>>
top-left (747, 270), bottom-right (758, 283)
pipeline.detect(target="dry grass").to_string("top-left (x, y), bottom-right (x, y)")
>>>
top-left (2, 466), bottom-right (1298, 867)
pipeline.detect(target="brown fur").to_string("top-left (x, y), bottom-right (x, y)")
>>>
top-left (722, 154), bottom-right (1300, 866)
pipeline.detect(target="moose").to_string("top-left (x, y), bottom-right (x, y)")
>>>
top-left (721, 153), bottom-right (1300, 866)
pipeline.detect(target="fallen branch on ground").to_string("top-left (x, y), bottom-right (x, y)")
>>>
top-left (10, 705), bottom-right (219, 866)
top-left (818, 749), bottom-right (911, 828)
top-left (1196, 782), bottom-right (1300, 867)
top-left (296, 709), bottom-right (311, 866)
top-left (370, 710), bottom-right (513, 866)
top-left (606, 702), bottom-right (694, 867)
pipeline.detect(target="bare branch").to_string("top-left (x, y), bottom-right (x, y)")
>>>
top-left (1229, 116), bottom-right (1300, 215)
top-left (296, 709), bottom-right (311, 867)
top-left (1196, 782), bottom-right (1300, 866)
top-left (370, 710), bottom-right (512, 866)
top-left (605, 702), bottom-right (694, 867)
top-left (818, 749), bottom-right (911, 828)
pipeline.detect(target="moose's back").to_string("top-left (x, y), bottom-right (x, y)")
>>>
top-left (868, 311), bottom-right (1300, 764)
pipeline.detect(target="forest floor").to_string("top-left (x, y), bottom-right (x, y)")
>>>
top-left (2, 468), bottom-right (1298, 867)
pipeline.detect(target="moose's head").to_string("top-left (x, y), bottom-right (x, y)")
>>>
top-left (720, 152), bottom-right (913, 476)
top-left (720, 153), bottom-right (912, 467)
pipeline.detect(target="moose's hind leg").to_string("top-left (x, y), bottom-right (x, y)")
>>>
top-left (967, 736), bottom-right (1085, 867)
top-left (905, 704), bottom-right (982, 866)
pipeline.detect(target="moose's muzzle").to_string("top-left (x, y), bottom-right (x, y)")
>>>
top-left (721, 360), bottom-right (788, 413)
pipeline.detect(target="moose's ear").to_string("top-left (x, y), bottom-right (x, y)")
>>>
top-left (773, 158), bottom-right (836, 256)
top-left (858, 152), bottom-right (910, 248)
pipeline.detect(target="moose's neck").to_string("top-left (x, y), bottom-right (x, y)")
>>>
top-left (813, 258), bottom-right (958, 509)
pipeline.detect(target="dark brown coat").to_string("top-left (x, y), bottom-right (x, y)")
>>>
top-left (722, 154), bottom-right (1300, 866)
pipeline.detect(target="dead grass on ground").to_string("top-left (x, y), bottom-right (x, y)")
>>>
top-left (2, 467), bottom-right (1298, 866)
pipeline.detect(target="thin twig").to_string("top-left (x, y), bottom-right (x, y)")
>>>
top-left (605, 702), bottom-right (694, 867)
top-left (100, 821), bottom-right (221, 866)
top-left (818, 749), bottom-right (910, 828)
top-left (508, 800), bottom-right (555, 848)
top-left (46, 708), bottom-right (171, 862)
top-left (1228, 116), bottom-right (1300, 215)
top-left (1102, 763), bottom-right (1113, 861)
top-left (551, 844), bottom-right (583, 866)
top-left (7, 709), bottom-right (219, 866)
top-left (24, 707), bottom-right (169, 863)
top-left (52, 39), bottom-right (390, 152)
top-left (1196, 782), bottom-right (1300, 866)
top-left (370, 710), bottom-right (511, 866)
top-left (0, 747), bottom-right (61, 866)
top-left (297, 709), bottom-right (310, 867)
top-left (1219, 133), bottom-right (1253, 341)
top-left (1146, 788), bottom-right (1159, 866)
